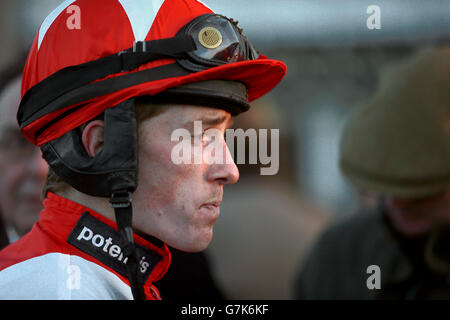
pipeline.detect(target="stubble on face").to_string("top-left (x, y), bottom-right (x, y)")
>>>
top-left (132, 104), bottom-right (235, 252)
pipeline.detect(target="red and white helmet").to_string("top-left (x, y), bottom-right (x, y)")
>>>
top-left (18, 0), bottom-right (286, 146)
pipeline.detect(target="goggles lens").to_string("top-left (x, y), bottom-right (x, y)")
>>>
top-left (178, 14), bottom-right (259, 71)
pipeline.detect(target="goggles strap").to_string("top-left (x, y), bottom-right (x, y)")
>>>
top-left (18, 35), bottom-right (195, 127)
top-left (119, 35), bottom-right (196, 71)
top-left (22, 63), bottom-right (190, 142)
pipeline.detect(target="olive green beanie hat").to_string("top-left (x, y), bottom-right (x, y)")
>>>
top-left (339, 47), bottom-right (450, 199)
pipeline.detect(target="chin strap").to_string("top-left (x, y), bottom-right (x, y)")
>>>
top-left (110, 191), bottom-right (146, 300)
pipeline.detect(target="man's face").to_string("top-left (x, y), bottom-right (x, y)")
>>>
top-left (132, 104), bottom-right (239, 252)
top-left (386, 188), bottom-right (450, 237)
top-left (0, 78), bottom-right (48, 236)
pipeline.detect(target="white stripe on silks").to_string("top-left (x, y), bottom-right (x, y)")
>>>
top-left (196, 0), bottom-right (214, 12)
top-left (118, 0), bottom-right (166, 42)
top-left (0, 253), bottom-right (133, 299)
top-left (38, 0), bottom-right (77, 50)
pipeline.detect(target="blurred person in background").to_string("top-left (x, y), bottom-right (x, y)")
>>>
top-left (0, 63), bottom-right (47, 248)
top-left (208, 97), bottom-right (329, 299)
top-left (294, 47), bottom-right (450, 299)
top-left (0, 218), bottom-right (8, 250)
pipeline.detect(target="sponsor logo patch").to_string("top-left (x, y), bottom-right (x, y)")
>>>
top-left (67, 212), bottom-right (161, 283)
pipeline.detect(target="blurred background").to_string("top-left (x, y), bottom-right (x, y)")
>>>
top-left (0, 0), bottom-right (449, 299)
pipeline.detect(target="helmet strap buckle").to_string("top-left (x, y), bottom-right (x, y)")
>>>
top-left (109, 191), bottom-right (132, 208)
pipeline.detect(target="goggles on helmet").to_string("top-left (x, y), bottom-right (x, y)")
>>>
top-left (117, 13), bottom-right (259, 71)
top-left (18, 14), bottom-right (258, 132)
top-left (176, 14), bottom-right (259, 71)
